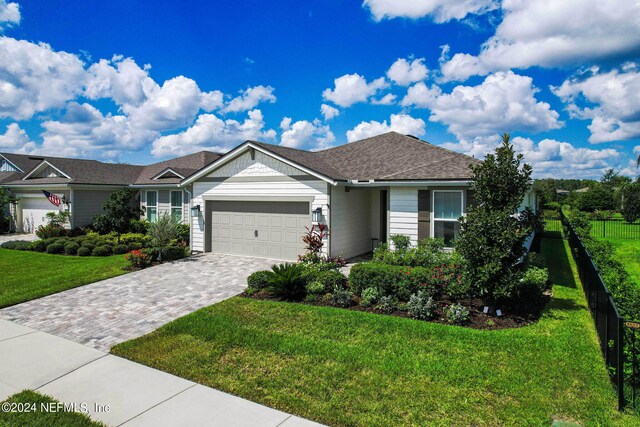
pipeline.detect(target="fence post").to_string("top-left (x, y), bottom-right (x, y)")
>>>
top-left (618, 318), bottom-right (625, 411)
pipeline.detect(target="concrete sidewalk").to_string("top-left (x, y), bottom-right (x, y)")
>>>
top-left (0, 319), bottom-right (324, 427)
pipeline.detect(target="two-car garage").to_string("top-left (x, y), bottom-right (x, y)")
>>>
top-left (205, 200), bottom-right (311, 260)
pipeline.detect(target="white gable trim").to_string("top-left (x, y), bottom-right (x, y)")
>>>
top-left (182, 141), bottom-right (337, 185)
top-left (0, 154), bottom-right (22, 172)
top-left (151, 168), bottom-right (186, 180)
top-left (22, 160), bottom-right (72, 180)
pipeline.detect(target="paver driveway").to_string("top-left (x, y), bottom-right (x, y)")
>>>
top-left (0, 253), bottom-right (277, 351)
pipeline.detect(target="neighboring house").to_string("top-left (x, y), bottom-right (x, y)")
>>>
top-left (0, 153), bottom-right (143, 233)
top-left (131, 151), bottom-right (221, 224)
top-left (0, 151), bottom-right (221, 233)
top-left (183, 132), bottom-right (538, 260)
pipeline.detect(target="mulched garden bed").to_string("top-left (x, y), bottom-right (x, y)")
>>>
top-left (243, 291), bottom-right (551, 330)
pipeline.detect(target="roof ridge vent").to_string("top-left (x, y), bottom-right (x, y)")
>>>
top-left (405, 134), bottom-right (420, 140)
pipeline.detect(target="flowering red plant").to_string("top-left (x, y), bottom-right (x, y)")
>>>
top-left (125, 249), bottom-right (152, 269)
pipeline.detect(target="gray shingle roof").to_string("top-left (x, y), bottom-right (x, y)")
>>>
top-left (251, 132), bottom-right (480, 181)
top-left (133, 151), bottom-right (221, 185)
top-left (0, 153), bottom-right (144, 186)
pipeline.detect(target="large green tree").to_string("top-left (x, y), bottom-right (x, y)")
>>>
top-left (621, 182), bottom-right (640, 224)
top-left (456, 133), bottom-right (539, 306)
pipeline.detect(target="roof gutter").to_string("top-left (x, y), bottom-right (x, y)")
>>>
top-left (128, 184), bottom-right (182, 188)
top-left (342, 179), bottom-right (472, 187)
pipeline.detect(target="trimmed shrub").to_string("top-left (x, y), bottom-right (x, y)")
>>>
top-left (129, 219), bottom-right (150, 234)
top-left (349, 262), bottom-right (436, 300)
top-left (161, 246), bottom-right (186, 261)
top-left (36, 223), bottom-right (67, 239)
top-left (311, 269), bottom-right (347, 293)
top-left (77, 246), bottom-right (92, 257)
top-left (390, 234), bottom-right (411, 251)
top-left (510, 266), bottom-right (549, 309)
top-left (360, 287), bottom-right (380, 307)
top-left (92, 245), bottom-right (112, 256)
top-left (306, 281), bottom-right (325, 296)
top-left (46, 243), bottom-right (65, 254)
top-left (29, 239), bottom-right (48, 252)
top-left (64, 242), bottom-right (80, 255)
top-left (177, 224), bottom-right (190, 243)
top-left (247, 270), bottom-right (271, 290)
top-left (81, 242), bottom-right (96, 252)
top-left (0, 240), bottom-right (32, 250)
top-left (113, 244), bottom-right (129, 255)
top-left (372, 238), bottom-right (451, 268)
top-left (444, 303), bottom-right (470, 325)
top-left (332, 286), bottom-right (354, 308)
top-left (407, 291), bottom-right (436, 320)
top-left (266, 263), bottom-right (306, 300)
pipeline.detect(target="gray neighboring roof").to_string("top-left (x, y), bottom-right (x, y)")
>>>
top-left (250, 132), bottom-right (480, 181)
top-left (0, 153), bottom-right (144, 186)
top-left (133, 151), bottom-right (221, 185)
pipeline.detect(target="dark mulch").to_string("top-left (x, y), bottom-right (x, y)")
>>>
top-left (244, 290), bottom-right (550, 330)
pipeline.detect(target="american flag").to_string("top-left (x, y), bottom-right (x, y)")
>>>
top-left (42, 190), bottom-right (62, 207)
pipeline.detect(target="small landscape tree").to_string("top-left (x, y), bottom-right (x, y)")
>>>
top-left (92, 188), bottom-right (141, 237)
top-left (621, 182), bottom-right (640, 224)
top-left (456, 133), bottom-right (538, 306)
top-left (148, 212), bottom-right (180, 252)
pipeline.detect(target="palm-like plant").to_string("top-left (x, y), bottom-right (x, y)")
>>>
top-left (266, 263), bottom-right (306, 300)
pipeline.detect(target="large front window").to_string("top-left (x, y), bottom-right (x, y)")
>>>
top-left (146, 190), bottom-right (158, 222)
top-left (433, 191), bottom-right (463, 246)
top-left (170, 190), bottom-right (183, 223)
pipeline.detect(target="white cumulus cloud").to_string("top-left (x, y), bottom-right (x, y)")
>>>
top-left (280, 117), bottom-right (335, 149)
top-left (0, 37), bottom-right (87, 120)
top-left (151, 110), bottom-right (276, 157)
top-left (0, 0), bottom-right (19, 32)
top-left (346, 113), bottom-right (426, 142)
top-left (320, 103), bottom-right (339, 121)
top-left (552, 64), bottom-right (640, 143)
top-left (440, 0), bottom-right (640, 81)
top-left (363, 0), bottom-right (498, 23)
top-left (322, 73), bottom-right (388, 108)
top-left (223, 85), bottom-right (276, 113)
top-left (386, 57), bottom-right (429, 86)
top-left (0, 123), bottom-right (37, 153)
top-left (402, 71), bottom-right (562, 139)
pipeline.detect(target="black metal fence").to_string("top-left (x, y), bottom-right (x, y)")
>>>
top-left (589, 219), bottom-right (640, 240)
top-left (559, 211), bottom-right (639, 411)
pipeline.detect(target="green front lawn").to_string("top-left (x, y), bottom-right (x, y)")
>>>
top-left (112, 238), bottom-right (636, 426)
top-left (605, 238), bottom-right (640, 286)
top-left (0, 390), bottom-right (104, 427)
top-left (0, 248), bottom-right (128, 308)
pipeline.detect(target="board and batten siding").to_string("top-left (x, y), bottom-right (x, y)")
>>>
top-left (72, 189), bottom-right (117, 227)
top-left (389, 187), bottom-right (419, 247)
top-left (330, 188), bottom-right (373, 259)
top-left (191, 150), bottom-right (328, 253)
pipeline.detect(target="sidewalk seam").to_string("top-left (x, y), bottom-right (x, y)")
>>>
top-left (275, 414), bottom-right (293, 426)
top-left (117, 383), bottom-right (197, 426)
top-left (0, 330), bottom-right (38, 343)
top-left (34, 353), bottom-right (109, 390)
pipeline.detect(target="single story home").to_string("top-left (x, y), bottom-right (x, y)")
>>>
top-left (0, 151), bottom-right (220, 232)
top-left (184, 132), bottom-right (538, 260)
top-left (1, 132), bottom-right (538, 260)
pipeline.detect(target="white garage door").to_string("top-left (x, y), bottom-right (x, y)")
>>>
top-left (209, 201), bottom-right (310, 260)
top-left (21, 198), bottom-right (60, 233)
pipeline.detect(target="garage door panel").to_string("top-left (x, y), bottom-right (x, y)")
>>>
top-left (21, 198), bottom-right (61, 233)
top-left (209, 201), bottom-right (310, 260)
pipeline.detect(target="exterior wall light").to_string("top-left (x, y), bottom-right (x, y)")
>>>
top-left (191, 204), bottom-right (201, 217)
top-left (312, 206), bottom-right (323, 223)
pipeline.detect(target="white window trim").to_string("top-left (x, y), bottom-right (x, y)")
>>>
top-left (170, 190), bottom-right (183, 222)
top-left (431, 190), bottom-right (464, 244)
top-left (146, 190), bottom-right (158, 222)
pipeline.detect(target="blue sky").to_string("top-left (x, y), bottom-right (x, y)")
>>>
top-left (0, 0), bottom-right (639, 178)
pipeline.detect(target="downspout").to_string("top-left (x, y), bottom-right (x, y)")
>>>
top-left (185, 186), bottom-right (193, 253)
